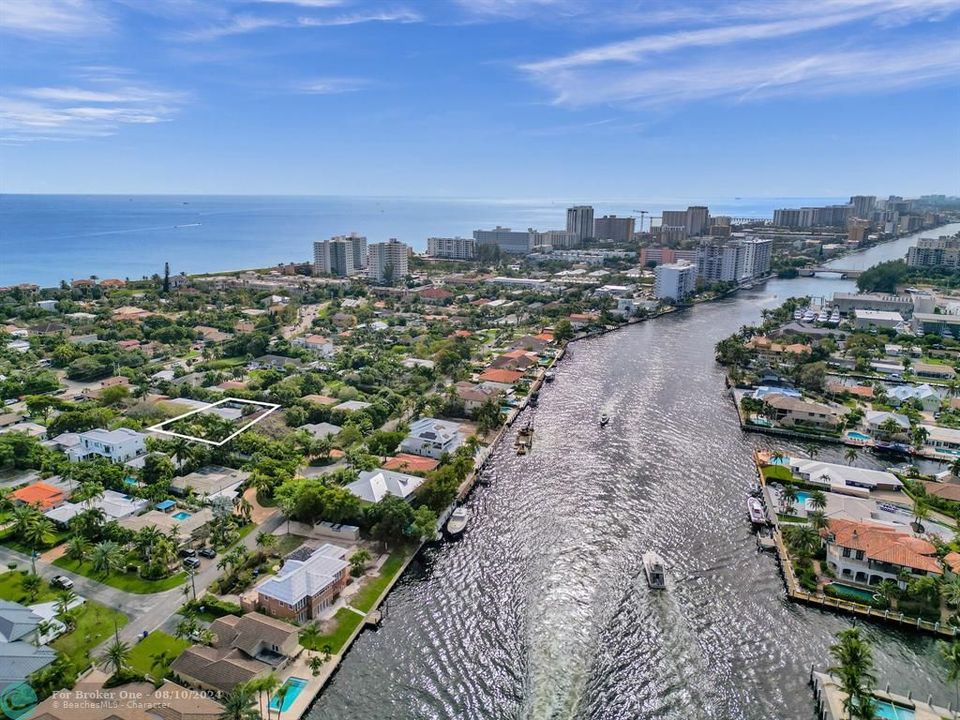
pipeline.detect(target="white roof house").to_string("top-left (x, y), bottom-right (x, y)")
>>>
top-left (297, 423), bottom-right (341, 440)
top-left (44, 489), bottom-right (148, 525)
top-left (921, 424), bottom-right (960, 452)
top-left (254, 544), bottom-right (348, 606)
top-left (788, 458), bottom-right (903, 497)
top-left (333, 400), bottom-right (372, 413)
top-left (887, 383), bottom-right (940, 411)
top-left (69, 427), bottom-right (146, 463)
top-left (346, 469), bottom-right (424, 504)
top-left (864, 410), bottom-right (910, 431)
top-left (400, 417), bottom-right (464, 459)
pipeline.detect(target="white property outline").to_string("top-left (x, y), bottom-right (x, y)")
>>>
top-left (147, 397), bottom-right (281, 446)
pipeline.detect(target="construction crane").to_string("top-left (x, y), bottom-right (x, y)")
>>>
top-left (633, 209), bottom-right (648, 233)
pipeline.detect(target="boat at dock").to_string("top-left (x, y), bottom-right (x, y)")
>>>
top-left (445, 507), bottom-right (469, 538)
top-left (642, 551), bottom-right (666, 589)
top-left (747, 496), bottom-right (768, 526)
top-left (544, 370), bottom-right (556, 382)
top-left (599, 413), bottom-right (609, 427)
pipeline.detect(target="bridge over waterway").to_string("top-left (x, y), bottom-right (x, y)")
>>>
top-left (799, 266), bottom-right (863, 279)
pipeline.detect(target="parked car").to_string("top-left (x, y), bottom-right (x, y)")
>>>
top-left (198, 547), bottom-right (216, 559)
top-left (179, 548), bottom-right (198, 558)
top-left (50, 575), bottom-right (74, 590)
top-left (182, 557), bottom-right (200, 570)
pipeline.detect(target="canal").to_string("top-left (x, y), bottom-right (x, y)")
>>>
top-left (308, 224), bottom-right (960, 720)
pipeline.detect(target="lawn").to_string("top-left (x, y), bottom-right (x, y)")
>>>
top-left (761, 465), bottom-right (794, 483)
top-left (350, 552), bottom-right (408, 613)
top-left (127, 631), bottom-right (190, 676)
top-left (52, 602), bottom-right (129, 671)
top-left (52, 557), bottom-right (187, 593)
top-left (0, 527), bottom-right (69, 556)
top-left (300, 607), bottom-right (364, 654)
top-left (0, 570), bottom-right (58, 603)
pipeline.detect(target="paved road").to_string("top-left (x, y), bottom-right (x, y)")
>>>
top-left (0, 509), bottom-right (283, 654)
top-left (281, 302), bottom-right (324, 339)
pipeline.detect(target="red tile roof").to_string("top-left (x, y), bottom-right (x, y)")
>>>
top-left (823, 519), bottom-right (941, 574)
top-left (12, 482), bottom-right (65, 509)
top-left (479, 368), bottom-right (525, 384)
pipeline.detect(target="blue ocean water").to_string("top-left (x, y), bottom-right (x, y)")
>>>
top-left (0, 194), bottom-right (844, 286)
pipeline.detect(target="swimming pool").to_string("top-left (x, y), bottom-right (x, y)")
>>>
top-left (795, 491), bottom-right (812, 505)
top-left (847, 431), bottom-right (871, 441)
top-left (874, 700), bottom-right (916, 720)
top-left (270, 677), bottom-right (309, 712)
top-left (172, 511), bottom-right (192, 521)
top-left (827, 582), bottom-right (879, 604)
top-left (768, 454), bottom-right (788, 464)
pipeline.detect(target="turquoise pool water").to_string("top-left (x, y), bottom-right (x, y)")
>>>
top-left (270, 677), bottom-right (309, 712)
top-left (827, 582), bottom-right (878, 604)
top-left (123, 477), bottom-right (137, 486)
top-left (768, 455), bottom-right (788, 464)
top-left (874, 700), bottom-right (916, 719)
top-left (172, 511), bottom-right (191, 521)
top-left (795, 491), bottom-right (812, 505)
top-left (847, 431), bottom-right (871, 441)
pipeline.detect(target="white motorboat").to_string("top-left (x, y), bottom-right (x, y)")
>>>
top-left (817, 309), bottom-right (829, 322)
top-left (446, 507), bottom-right (469, 537)
top-left (747, 496), bottom-right (767, 525)
top-left (599, 413), bottom-right (609, 427)
top-left (830, 309), bottom-right (840, 323)
top-left (802, 310), bottom-right (816, 322)
top-left (793, 308), bottom-right (803, 320)
top-left (544, 370), bottom-right (556, 382)
top-left (643, 551), bottom-right (667, 590)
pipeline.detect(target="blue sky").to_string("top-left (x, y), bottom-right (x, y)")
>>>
top-left (1, 0), bottom-right (958, 198)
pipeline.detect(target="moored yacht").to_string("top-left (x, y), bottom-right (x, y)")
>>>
top-left (830, 309), bottom-right (840, 323)
top-left (817, 308), bottom-right (829, 322)
top-left (643, 551), bottom-right (667, 589)
top-left (446, 507), bottom-right (469, 538)
top-left (747, 496), bottom-right (767, 526)
top-left (802, 309), bottom-right (816, 322)
top-left (793, 308), bottom-right (803, 320)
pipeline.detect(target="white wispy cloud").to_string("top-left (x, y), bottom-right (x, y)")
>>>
top-left (255, 0), bottom-right (344, 6)
top-left (519, 0), bottom-right (960, 109)
top-left (182, 7), bottom-right (421, 40)
top-left (0, 75), bottom-right (187, 141)
top-left (295, 77), bottom-right (370, 94)
top-left (540, 43), bottom-right (960, 109)
top-left (0, 0), bottom-right (110, 36)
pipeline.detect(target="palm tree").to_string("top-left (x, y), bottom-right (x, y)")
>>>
top-left (175, 617), bottom-right (199, 641)
top-left (939, 640), bottom-right (960, 714)
top-left (951, 457), bottom-right (960, 478)
top-left (876, 579), bottom-right (899, 609)
top-left (256, 531), bottom-right (278, 556)
top-left (23, 513), bottom-right (54, 573)
top-left (912, 425), bottom-right (930, 450)
top-left (808, 490), bottom-right (827, 512)
top-left (90, 540), bottom-right (124, 577)
top-left (98, 637), bottom-right (130, 677)
top-left (247, 673), bottom-right (279, 720)
top-left (300, 624), bottom-right (321, 650)
top-left (21, 573), bottom-right (42, 602)
top-left (349, 549), bottom-right (371, 576)
top-left (942, 576), bottom-right (960, 609)
top-left (828, 627), bottom-right (878, 720)
top-left (802, 443), bottom-right (820, 460)
top-left (219, 684), bottom-right (259, 720)
top-left (55, 589), bottom-right (77, 622)
top-left (844, 447), bottom-right (858, 464)
top-left (782, 484), bottom-right (798, 515)
top-left (912, 498), bottom-right (930, 533)
top-left (784, 524), bottom-right (821, 559)
top-left (234, 495), bottom-right (253, 524)
top-left (808, 510), bottom-right (829, 531)
top-left (64, 536), bottom-right (91, 563)
top-left (150, 649), bottom-right (175, 686)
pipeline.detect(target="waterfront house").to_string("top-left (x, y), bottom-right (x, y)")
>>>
top-left (864, 410), bottom-right (911, 436)
top-left (761, 394), bottom-right (841, 429)
top-left (789, 458), bottom-right (902, 496)
top-left (248, 544), bottom-right (349, 622)
top-left (346, 468), bottom-right (424, 504)
top-left (825, 382), bottom-right (875, 399)
top-left (400, 417), bottom-right (464, 459)
top-left (68, 427), bottom-right (146, 463)
top-left (510, 334), bottom-right (550, 353)
top-left (293, 334), bottom-right (335, 357)
top-left (11, 482), bottom-right (65, 510)
top-left (821, 518), bottom-right (941, 588)
top-left (887, 383), bottom-right (940, 413)
top-left (171, 612), bottom-right (299, 694)
top-left (913, 362), bottom-right (956, 380)
top-left (455, 381), bottom-right (501, 413)
top-left (490, 349), bottom-right (539, 371)
top-left (919, 424), bottom-right (960, 454)
top-left (478, 368), bottom-right (525, 387)
top-left (745, 336), bottom-right (812, 365)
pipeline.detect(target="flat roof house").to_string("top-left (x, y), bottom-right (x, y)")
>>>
top-left (249, 544), bottom-right (349, 622)
top-left (400, 417), bottom-right (464, 459)
top-left (789, 458), bottom-right (903, 497)
top-left (69, 427), bottom-right (146, 463)
top-left (171, 465), bottom-right (249, 500)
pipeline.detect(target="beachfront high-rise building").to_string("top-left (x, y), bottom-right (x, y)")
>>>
top-left (426, 236), bottom-right (476, 260)
top-left (773, 208), bottom-right (802, 228)
top-left (332, 233), bottom-right (367, 270)
top-left (685, 206), bottom-right (710, 237)
top-left (776, 204), bottom-right (853, 228)
top-left (566, 206), bottom-right (594, 244)
top-left (654, 262), bottom-right (697, 301)
top-left (368, 239), bottom-right (410, 284)
top-left (593, 215), bottom-right (635, 243)
top-left (313, 238), bottom-right (355, 277)
top-left (849, 195), bottom-right (877, 220)
top-left (473, 226), bottom-right (531, 254)
top-left (659, 210), bottom-right (688, 243)
top-left (906, 236), bottom-right (960, 268)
